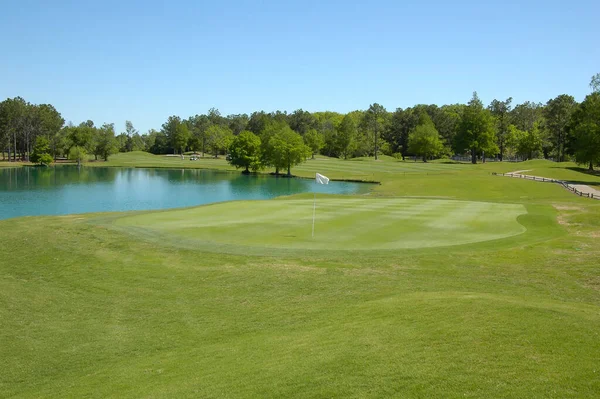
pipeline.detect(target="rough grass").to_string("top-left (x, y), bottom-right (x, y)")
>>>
top-left (1, 153), bottom-right (600, 398)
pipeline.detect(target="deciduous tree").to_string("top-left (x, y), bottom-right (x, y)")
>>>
top-left (162, 116), bottom-right (189, 154)
top-left (96, 123), bottom-right (117, 161)
top-left (569, 92), bottom-right (600, 170)
top-left (228, 131), bottom-right (262, 173)
top-left (206, 125), bottom-right (233, 158)
top-left (268, 128), bottom-right (311, 176)
top-left (303, 129), bottom-right (324, 159)
top-left (288, 109), bottom-right (317, 135)
top-left (227, 114), bottom-right (249, 135)
top-left (408, 113), bottom-right (444, 162)
top-left (455, 92), bottom-right (497, 164)
top-left (30, 136), bottom-right (53, 166)
top-left (336, 114), bottom-right (358, 159)
top-left (361, 103), bottom-right (389, 160)
top-left (510, 124), bottom-right (543, 160)
top-left (69, 146), bottom-right (87, 166)
top-left (489, 97), bottom-right (512, 161)
top-left (544, 94), bottom-right (577, 162)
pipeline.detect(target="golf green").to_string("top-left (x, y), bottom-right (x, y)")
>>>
top-left (112, 198), bottom-right (527, 251)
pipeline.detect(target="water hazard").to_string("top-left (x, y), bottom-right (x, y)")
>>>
top-left (0, 166), bottom-right (371, 220)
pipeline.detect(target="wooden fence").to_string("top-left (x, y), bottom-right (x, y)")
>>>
top-left (491, 172), bottom-right (600, 200)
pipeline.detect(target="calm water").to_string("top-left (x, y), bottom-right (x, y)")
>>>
top-left (0, 166), bottom-right (370, 220)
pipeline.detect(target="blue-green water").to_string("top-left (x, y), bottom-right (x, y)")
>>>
top-left (0, 167), bottom-right (370, 220)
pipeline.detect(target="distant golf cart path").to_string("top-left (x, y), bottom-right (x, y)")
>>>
top-left (499, 170), bottom-right (600, 200)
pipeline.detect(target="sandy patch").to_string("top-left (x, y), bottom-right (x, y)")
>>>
top-left (553, 204), bottom-right (585, 211)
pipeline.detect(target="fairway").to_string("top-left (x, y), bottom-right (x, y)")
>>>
top-left (2, 154), bottom-right (599, 398)
top-left (112, 198), bottom-right (527, 251)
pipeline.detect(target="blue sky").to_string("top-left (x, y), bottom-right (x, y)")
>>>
top-left (1, 0), bottom-right (598, 133)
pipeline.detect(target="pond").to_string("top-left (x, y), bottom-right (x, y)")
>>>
top-left (0, 166), bottom-right (371, 220)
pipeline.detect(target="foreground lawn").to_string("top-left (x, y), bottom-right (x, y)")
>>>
top-left (1, 154), bottom-right (600, 398)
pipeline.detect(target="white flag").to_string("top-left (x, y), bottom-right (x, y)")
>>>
top-left (316, 173), bottom-right (329, 185)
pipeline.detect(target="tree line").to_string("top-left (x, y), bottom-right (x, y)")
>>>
top-left (1, 73), bottom-right (599, 171)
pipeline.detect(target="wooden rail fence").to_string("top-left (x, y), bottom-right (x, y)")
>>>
top-left (492, 172), bottom-right (600, 200)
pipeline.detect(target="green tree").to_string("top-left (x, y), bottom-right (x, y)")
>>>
top-left (0, 100), bottom-right (10, 160)
top-left (315, 111), bottom-right (344, 157)
top-left (336, 114), bottom-right (358, 159)
top-left (489, 97), bottom-right (512, 161)
top-left (361, 103), bottom-right (389, 160)
top-left (455, 92), bottom-right (497, 164)
top-left (510, 124), bottom-right (543, 160)
top-left (408, 113), bottom-right (444, 162)
top-left (115, 133), bottom-right (128, 152)
top-left (0, 97), bottom-right (27, 161)
top-left (228, 131), bottom-right (262, 173)
top-left (268, 128), bottom-right (311, 176)
top-left (511, 101), bottom-right (544, 132)
top-left (30, 136), bottom-right (53, 166)
top-left (162, 116), bottom-right (189, 154)
top-left (187, 114), bottom-right (210, 155)
top-left (247, 111), bottom-right (271, 135)
top-left (69, 146), bottom-right (87, 166)
top-left (174, 123), bottom-right (191, 154)
top-left (569, 92), bottom-right (600, 170)
top-left (122, 121), bottom-right (141, 152)
top-left (258, 120), bottom-right (287, 173)
top-left (433, 104), bottom-right (463, 152)
top-left (148, 131), bottom-right (170, 154)
top-left (288, 109), bottom-right (317, 135)
top-left (590, 73), bottom-right (600, 94)
top-left (206, 125), bottom-right (234, 158)
top-left (96, 123), bottom-right (117, 161)
top-left (142, 129), bottom-right (158, 152)
top-left (227, 114), bottom-right (249, 135)
top-left (387, 107), bottom-right (418, 159)
top-left (544, 94), bottom-right (577, 162)
top-left (69, 123), bottom-right (94, 148)
top-left (37, 104), bottom-right (64, 157)
top-left (303, 129), bottom-right (324, 159)
top-left (51, 127), bottom-right (70, 160)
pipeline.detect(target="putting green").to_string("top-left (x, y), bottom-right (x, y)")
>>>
top-left (112, 198), bottom-right (527, 251)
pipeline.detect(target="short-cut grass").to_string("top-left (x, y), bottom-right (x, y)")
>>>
top-left (112, 198), bottom-right (528, 252)
top-left (1, 152), bottom-right (600, 398)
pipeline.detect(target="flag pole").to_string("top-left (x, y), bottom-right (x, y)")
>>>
top-left (312, 190), bottom-right (316, 238)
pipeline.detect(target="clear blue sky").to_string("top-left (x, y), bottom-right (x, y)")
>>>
top-left (1, 0), bottom-right (598, 133)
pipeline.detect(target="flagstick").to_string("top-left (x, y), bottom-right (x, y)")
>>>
top-left (312, 191), bottom-right (316, 238)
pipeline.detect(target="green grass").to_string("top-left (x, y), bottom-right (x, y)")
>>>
top-left (522, 162), bottom-right (600, 187)
top-left (0, 160), bottom-right (30, 168)
top-left (111, 198), bottom-right (528, 252)
top-left (1, 152), bottom-right (600, 398)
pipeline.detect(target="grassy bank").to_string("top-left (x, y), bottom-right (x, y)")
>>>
top-left (1, 152), bottom-right (599, 397)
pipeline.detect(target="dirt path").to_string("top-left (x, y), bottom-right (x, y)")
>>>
top-left (567, 184), bottom-right (600, 197)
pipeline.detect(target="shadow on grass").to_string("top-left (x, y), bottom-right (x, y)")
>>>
top-left (564, 166), bottom-right (600, 175)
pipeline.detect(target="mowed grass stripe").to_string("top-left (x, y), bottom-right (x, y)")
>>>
top-left (112, 197), bottom-right (528, 250)
top-left (101, 152), bottom-right (468, 177)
